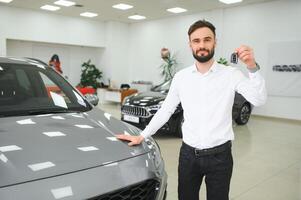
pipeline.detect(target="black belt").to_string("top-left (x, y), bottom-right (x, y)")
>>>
top-left (182, 141), bottom-right (232, 156)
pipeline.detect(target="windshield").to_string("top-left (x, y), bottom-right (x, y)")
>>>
top-left (151, 80), bottom-right (172, 92)
top-left (0, 63), bottom-right (92, 117)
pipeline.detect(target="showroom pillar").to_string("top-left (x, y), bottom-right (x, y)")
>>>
top-left (102, 21), bottom-right (130, 88)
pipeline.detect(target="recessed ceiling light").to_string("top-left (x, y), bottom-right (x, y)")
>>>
top-left (80, 12), bottom-right (98, 18)
top-left (128, 15), bottom-right (146, 20)
top-left (167, 7), bottom-right (187, 14)
top-left (112, 3), bottom-right (133, 10)
top-left (40, 5), bottom-right (61, 11)
top-left (0, 0), bottom-right (13, 3)
top-left (219, 0), bottom-right (243, 4)
top-left (54, 0), bottom-right (75, 7)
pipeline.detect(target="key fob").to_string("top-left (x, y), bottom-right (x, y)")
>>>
top-left (230, 53), bottom-right (238, 64)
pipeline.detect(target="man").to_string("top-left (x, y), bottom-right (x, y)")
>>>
top-left (117, 20), bottom-right (266, 200)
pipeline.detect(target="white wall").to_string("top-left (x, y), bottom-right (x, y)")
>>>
top-left (128, 0), bottom-right (301, 120)
top-left (0, 5), bottom-right (105, 56)
top-left (221, 0), bottom-right (301, 120)
top-left (0, 5), bottom-right (130, 88)
top-left (100, 21), bottom-right (130, 88)
top-left (7, 40), bottom-right (104, 86)
top-left (128, 9), bottom-right (226, 84)
top-left (0, 5), bottom-right (106, 87)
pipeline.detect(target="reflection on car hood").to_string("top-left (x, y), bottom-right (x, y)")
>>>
top-left (128, 92), bottom-right (166, 106)
top-left (0, 109), bottom-right (150, 188)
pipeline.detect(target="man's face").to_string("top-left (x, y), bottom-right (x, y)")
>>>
top-left (189, 27), bottom-right (216, 63)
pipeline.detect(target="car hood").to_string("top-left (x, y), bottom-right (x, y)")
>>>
top-left (128, 92), bottom-right (166, 106)
top-left (0, 109), bottom-right (150, 188)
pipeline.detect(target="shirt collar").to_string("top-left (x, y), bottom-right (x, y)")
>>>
top-left (191, 61), bottom-right (220, 74)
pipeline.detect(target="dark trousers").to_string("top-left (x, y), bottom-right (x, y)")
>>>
top-left (178, 141), bottom-right (233, 200)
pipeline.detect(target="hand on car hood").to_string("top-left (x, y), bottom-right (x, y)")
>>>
top-left (0, 109), bottom-right (150, 188)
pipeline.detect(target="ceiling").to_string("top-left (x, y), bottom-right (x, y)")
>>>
top-left (4, 0), bottom-right (276, 23)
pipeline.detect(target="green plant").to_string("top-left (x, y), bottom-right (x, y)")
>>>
top-left (160, 48), bottom-right (177, 81)
top-left (79, 60), bottom-right (102, 89)
top-left (217, 57), bottom-right (229, 66)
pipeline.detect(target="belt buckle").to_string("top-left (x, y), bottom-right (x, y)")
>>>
top-left (194, 148), bottom-right (209, 156)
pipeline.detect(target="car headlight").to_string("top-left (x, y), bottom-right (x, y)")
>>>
top-left (123, 123), bottom-right (163, 171)
top-left (145, 137), bottom-right (163, 171)
top-left (147, 101), bottom-right (164, 111)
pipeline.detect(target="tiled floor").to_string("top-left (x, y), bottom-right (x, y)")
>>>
top-left (97, 103), bottom-right (301, 200)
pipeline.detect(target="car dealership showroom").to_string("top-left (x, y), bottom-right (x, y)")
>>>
top-left (0, 0), bottom-right (300, 199)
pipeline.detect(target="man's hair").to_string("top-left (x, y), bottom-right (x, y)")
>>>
top-left (188, 19), bottom-right (216, 38)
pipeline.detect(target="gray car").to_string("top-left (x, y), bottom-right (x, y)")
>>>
top-left (0, 57), bottom-right (167, 200)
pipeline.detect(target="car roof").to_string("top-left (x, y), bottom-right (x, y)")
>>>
top-left (0, 56), bottom-right (48, 69)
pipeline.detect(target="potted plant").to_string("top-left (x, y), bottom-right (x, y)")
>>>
top-left (78, 59), bottom-right (102, 89)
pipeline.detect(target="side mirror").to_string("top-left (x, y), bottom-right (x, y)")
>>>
top-left (84, 94), bottom-right (99, 106)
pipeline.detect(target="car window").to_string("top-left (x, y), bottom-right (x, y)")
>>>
top-left (15, 69), bottom-right (32, 91)
top-left (0, 63), bottom-right (91, 117)
top-left (40, 72), bottom-right (71, 104)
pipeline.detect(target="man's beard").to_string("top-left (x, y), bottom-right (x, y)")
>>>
top-left (193, 48), bottom-right (215, 63)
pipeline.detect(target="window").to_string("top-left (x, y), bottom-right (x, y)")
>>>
top-left (0, 63), bottom-right (91, 117)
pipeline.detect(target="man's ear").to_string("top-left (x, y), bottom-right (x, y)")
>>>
top-left (188, 40), bottom-right (192, 49)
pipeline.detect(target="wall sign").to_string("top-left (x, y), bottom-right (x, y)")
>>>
top-left (266, 41), bottom-right (301, 97)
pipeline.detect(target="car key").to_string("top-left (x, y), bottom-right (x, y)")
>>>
top-left (230, 52), bottom-right (238, 64)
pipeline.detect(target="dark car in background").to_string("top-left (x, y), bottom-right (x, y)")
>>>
top-left (121, 79), bottom-right (252, 137)
top-left (0, 57), bottom-right (167, 199)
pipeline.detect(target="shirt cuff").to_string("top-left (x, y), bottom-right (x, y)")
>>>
top-left (248, 62), bottom-right (260, 73)
top-left (140, 129), bottom-right (151, 139)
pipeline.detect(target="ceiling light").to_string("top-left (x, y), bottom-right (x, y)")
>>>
top-left (128, 15), bottom-right (146, 20)
top-left (167, 7), bottom-right (187, 14)
top-left (54, 0), bottom-right (75, 7)
top-left (112, 3), bottom-right (133, 10)
top-left (80, 12), bottom-right (98, 18)
top-left (219, 0), bottom-right (243, 4)
top-left (0, 0), bottom-right (13, 3)
top-left (40, 5), bottom-right (61, 11)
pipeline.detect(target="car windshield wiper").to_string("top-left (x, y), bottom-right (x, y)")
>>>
top-left (0, 109), bottom-right (77, 118)
top-left (27, 109), bottom-right (76, 115)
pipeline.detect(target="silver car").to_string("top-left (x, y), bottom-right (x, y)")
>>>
top-left (0, 57), bottom-right (167, 200)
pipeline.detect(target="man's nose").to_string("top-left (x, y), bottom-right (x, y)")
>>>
top-left (198, 41), bottom-right (206, 48)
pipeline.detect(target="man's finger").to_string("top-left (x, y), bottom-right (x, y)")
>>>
top-left (128, 141), bottom-right (136, 146)
top-left (116, 134), bottom-right (132, 141)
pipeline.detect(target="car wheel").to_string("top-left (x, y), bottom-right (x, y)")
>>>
top-left (175, 114), bottom-right (184, 138)
top-left (235, 103), bottom-right (251, 125)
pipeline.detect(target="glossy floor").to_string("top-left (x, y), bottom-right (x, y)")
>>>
top-left (97, 103), bottom-right (301, 200)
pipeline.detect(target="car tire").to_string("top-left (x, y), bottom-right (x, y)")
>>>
top-left (175, 114), bottom-right (184, 138)
top-left (235, 103), bottom-right (251, 125)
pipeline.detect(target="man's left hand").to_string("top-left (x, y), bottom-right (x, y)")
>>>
top-left (235, 45), bottom-right (256, 69)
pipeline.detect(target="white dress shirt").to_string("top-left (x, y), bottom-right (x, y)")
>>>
top-left (141, 61), bottom-right (267, 149)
